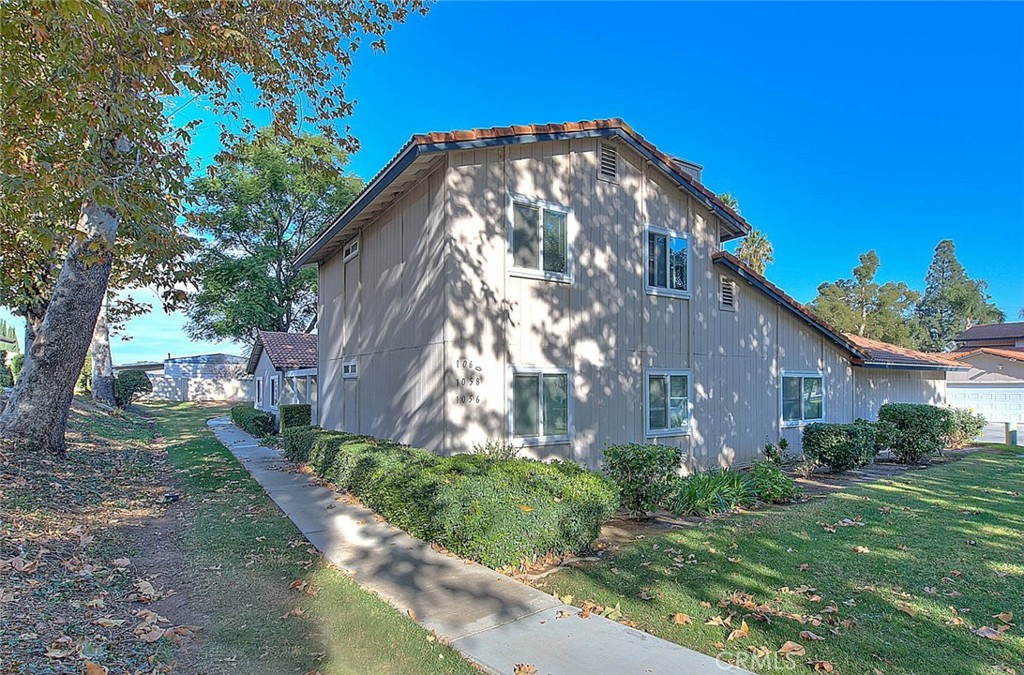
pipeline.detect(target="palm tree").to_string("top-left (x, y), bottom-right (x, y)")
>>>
top-left (736, 229), bottom-right (775, 275)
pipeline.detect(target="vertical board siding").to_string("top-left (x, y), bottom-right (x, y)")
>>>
top-left (854, 369), bottom-right (947, 419)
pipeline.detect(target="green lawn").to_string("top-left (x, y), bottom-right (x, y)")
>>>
top-left (144, 401), bottom-right (476, 675)
top-left (538, 446), bottom-right (1024, 674)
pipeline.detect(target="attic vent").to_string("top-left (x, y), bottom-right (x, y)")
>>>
top-left (599, 143), bottom-right (618, 181)
top-left (720, 275), bottom-right (736, 310)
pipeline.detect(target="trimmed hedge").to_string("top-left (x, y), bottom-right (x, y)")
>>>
top-left (878, 403), bottom-right (952, 464)
top-left (602, 443), bottom-right (683, 515)
top-left (304, 431), bottom-right (619, 569)
top-left (279, 403), bottom-right (311, 430)
top-left (231, 403), bottom-right (274, 437)
top-left (282, 424), bottom-right (317, 461)
top-left (946, 408), bottom-right (986, 449)
top-left (802, 422), bottom-right (877, 473)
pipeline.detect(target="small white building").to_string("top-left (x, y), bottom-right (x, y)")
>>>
top-left (246, 331), bottom-right (318, 424)
top-left (121, 353), bottom-right (251, 402)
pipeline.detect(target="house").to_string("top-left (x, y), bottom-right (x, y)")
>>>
top-left (297, 119), bottom-right (965, 471)
top-left (246, 331), bottom-right (319, 424)
top-left (120, 353), bottom-right (251, 402)
top-left (946, 322), bottom-right (1024, 425)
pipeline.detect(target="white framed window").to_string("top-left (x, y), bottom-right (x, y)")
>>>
top-left (254, 377), bottom-right (263, 405)
top-left (645, 369), bottom-right (692, 437)
top-left (270, 376), bottom-right (280, 407)
top-left (781, 372), bottom-right (825, 427)
top-left (507, 194), bottom-right (573, 283)
top-left (720, 275), bottom-right (737, 311)
top-left (509, 366), bottom-right (572, 445)
top-left (645, 226), bottom-right (689, 297)
top-left (342, 359), bottom-right (358, 379)
top-left (343, 237), bottom-right (360, 262)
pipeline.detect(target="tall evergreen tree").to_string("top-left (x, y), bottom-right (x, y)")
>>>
top-left (915, 240), bottom-right (1004, 351)
top-left (809, 250), bottom-right (920, 347)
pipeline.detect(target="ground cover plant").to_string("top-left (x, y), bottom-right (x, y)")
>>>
top-left (537, 444), bottom-right (1024, 674)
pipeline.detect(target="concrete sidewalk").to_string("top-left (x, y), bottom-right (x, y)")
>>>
top-left (208, 418), bottom-right (751, 675)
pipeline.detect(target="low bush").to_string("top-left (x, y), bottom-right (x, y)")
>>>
top-left (113, 370), bottom-right (152, 410)
top-left (747, 461), bottom-right (802, 503)
top-left (279, 404), bottom-right (311, 431)
top-left (669, 469), bottom-right (753, 517)
top-left (762, 438), bottom-right (789, 465)
top-left (602, 443), bottom-right (683, 515)
top-left (304, 432), bottom-right (619, 569)
top-left (472, 438), bottom-right (521, 460)
top-left (802, 422), bottom-right (877, 473)
top-left (945, 408), bottom-right (986, 449)
top-left (282, 425), bottom-right (317, 462)
top-left (231, 404), bottom-right (275, 437)
top-left (878, 403), bottom-right (952, 464)
top-left (10, 353), bottom-right (25, 381)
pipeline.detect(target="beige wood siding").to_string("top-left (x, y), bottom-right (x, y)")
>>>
top-left (316, 167), bottom-right (447, 449)
top-left (854, 368), bottom-right (947, 419)
top-left (947, 353), bottom-right (1024, 384)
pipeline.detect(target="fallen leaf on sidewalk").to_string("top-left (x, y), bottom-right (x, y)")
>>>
top-left (513, 664), bottom-right (538, 675)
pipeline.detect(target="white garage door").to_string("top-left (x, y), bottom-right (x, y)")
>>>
top-left (948, 384), bottom-right (1024, 424)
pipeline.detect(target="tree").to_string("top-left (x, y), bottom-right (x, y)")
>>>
top-left (184, 130), bottom-right (363, 345)
top-left (915, 240), bottom-right (1004, 352)
top-left (736, 229), bottom-right (775, 275)
top-left (1, 0), bottom-right (426, 454)
top-left (809, 250), bottom-right (920, 347)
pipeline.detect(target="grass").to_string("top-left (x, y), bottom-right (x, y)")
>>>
top-left (537, 444), bottom-right (1024, 674)
top-left (143, 401), bottom-right (476, 675)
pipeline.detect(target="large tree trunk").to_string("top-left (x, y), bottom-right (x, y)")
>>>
top-left (90, 295), bottom-right (116, 407)
top-left (0, 202), bottom-right (119, 454)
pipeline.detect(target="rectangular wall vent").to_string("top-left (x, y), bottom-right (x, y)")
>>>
top-left (599, 143), bottom-right (617, 180)
top-left (720, 275), bottom-right (736, 310)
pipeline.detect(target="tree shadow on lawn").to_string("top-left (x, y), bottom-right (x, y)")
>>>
top-left (540, 450), bottom-right (1024, 674)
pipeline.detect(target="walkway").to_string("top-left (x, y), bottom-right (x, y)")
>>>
top-left (208, 418), bottom-right (751, 675)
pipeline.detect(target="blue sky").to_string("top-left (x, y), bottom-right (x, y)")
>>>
top-left (3, 1), bottom-right (1021, 362)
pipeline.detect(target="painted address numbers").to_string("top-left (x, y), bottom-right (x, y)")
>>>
top-left (452, 358), bottom-right (483, 405)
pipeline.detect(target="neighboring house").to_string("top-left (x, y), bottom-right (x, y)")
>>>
top-left (946, 322), bottom-right (1024, 424)
top-left (246, 331), bottom-right (319, 425)
top-left (297, 118), bottom-right (965, 471)
top-left (120, 353), bottom-right (251, 402)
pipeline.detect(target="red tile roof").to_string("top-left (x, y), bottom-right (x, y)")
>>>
top-left (713, 251), bottom-right (965, 371)
top-left (842, 333), bottom-right (965, 369)
top-left (947, 347), bottom-right (1024, 363)
top-left (247, 331), bottom-right (317, 373)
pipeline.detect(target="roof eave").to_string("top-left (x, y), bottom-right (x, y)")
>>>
top-left (855, 361), bottom-right (969, 372)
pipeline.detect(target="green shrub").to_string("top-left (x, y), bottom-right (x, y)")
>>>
top-left (802, 422), bottom-right (877, 473)
top-left (945, 408), bottom-right (986, 449)
top-left (602, 443), bottom-right (683, 515)
top-left (0, 352), bottom-right (12, 388)
top-left (303, 431), bottom-right (619, 568)
top-left (472, 438), bottom-right (521, 460)
top-left (878, 403), bottom-right (952, 464)
top-left (10, 353), bottom-right (24, 381)
top-left (279, 403), bottom-right (311, 430)
top-left (231, 403), bottom-right (275, 437)
top-left (669, 469), bottom-right (753, 517)
top-left (113, 369), bottom-right (152, 410)
top-left (747, 461), bottom-right (802, 503)
top-left (282, 425), bottom-right (317, 462)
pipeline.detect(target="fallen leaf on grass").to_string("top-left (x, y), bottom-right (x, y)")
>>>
top-left (994, 612), bottom-right (1014, 623)
top-left (727, 620), bottom-right (750, 641)
top-left (111, 558), bottom-right (131, 568)
top-left (852, 546), bottom-right (870, 554)
top-left (798, 563), bottom-right (810, 571)
top-left (43, 636), bottom-right (76, 659)
top-left (748, 646), bottom-right (771, 657)
top-left (137, 627), bottom-right (166, 643)
top-left (407, 609), bottom-right (417, 621)
top-left (84, 661), bottom-right (108, 675)
top-left (637, 590), bottom-right (655, 601)
top-left (778, 641), bottom-right (806, 657)
top-left (10, 557), bottom-right (39, 574)
top-left (800, 630), bottom-right (825, 641)
top-left (807, 661), bottom-right (835, 672)
top-left (946, 617), bottom-right (965, 626)
top-left (93, 618), bottom-right (126, 628)
top-left (974, 626), bottom-right (1004, 641)
top-left (699, 601), bottom-right (712, 608)
top-left (670, 613), bottom-right (693, 625)
top-left (281, 607), bottom-right (305, 619)
top-left (897, 605), bottom-right (918, 617)
top-left (514, 664), bottom-right (538, 675)
top-left (706, 615), bottom-right (730, 627)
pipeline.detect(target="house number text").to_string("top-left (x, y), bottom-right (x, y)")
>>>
top-left (452, 358), bottom-right (483, 405)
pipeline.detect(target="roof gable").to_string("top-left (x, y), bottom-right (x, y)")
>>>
top-left (296, 119), bottom-right (753, 266)
top-left (247, 331), bottom-right (318, 374)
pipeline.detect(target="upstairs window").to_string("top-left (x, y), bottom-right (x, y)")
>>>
top-left (342, 359), bottom-right (358, 379)
top-left (645, 370), bottom-right (691, 436)
top-left (343, 238), bottom-right (360, 262)
top-left (781, 373), bottom-right (824, 425)
top-left (599, 143), bottom-right (618, 182)
top-left (646, 226), bottom-right (688, 297)
top-left (510, 367), bottom-right (571, 443)
top-left (509, 195), bottom-right (571, 281)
